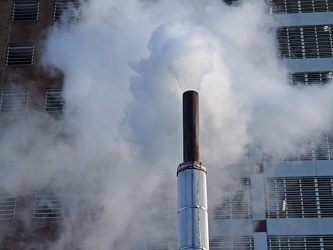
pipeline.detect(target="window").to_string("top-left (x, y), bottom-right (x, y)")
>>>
top-left (291, 71), bottom-right (333, 85)
top-left (268, 235), bottom-right (333, 250)
top-left (277, 25), bottom-right (333, 59)
top-left (54, 0), bottom-right (80, 20)
top-left (212, 178), bottom-right (252, 219)
top-left (265, 177), bottom-right (333, 218)
top-left (270, 0), bottom-right (333, 14)
top-left (6, 44), bottom-right (35, 66)
top-left (0, 194), bottom-right (16, 219)
top-left (0, 90), bottom-right (29, 113)
top-left (33, 193), bottom-right (64, 219)
top-left (12, 0), bottom-right (39, 21)
top-left (44, 89), bottom-right (64, 112)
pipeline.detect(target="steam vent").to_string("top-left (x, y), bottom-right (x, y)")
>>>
top-left (1, 0), bottom-right (333, 249)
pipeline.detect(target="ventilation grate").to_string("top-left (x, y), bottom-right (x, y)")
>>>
top-left (0, 194), bottom-right (16, 219)
top-left (264, 132), bottom-right (333, 162)
top-left (45, 88), bottom-right (64, 112)
top-left (147, 237), bottom-right (254, 250)
top-left (211, 178), bottom-right (252, 219)
top-left (291, 71), bottom-right (333, 85)
top-left (210, 236), bottom-right (254, 250)
top-left (54, 0), bottom-right (80, 20)
top-left (0, 90), bottom-right (29, 113)
top-left (12, 1), bottom-right (39, 21)
top-left (6, 44), bottom-right (35, 66)
top-left (33, 193), bottom-right (64, 219)
top-left (277, 25), bottom-right (333, 59)
top-left (268, 235), bottom-right (333, 249)
top-left (265, 177), bottom-right (333, 218)
top-left (270, 0), bottom-right (333, 14)
top-left (82, 204), bottom-right (103, 218)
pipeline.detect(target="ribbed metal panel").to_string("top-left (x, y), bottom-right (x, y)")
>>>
top-left (0, 194), bottom-right (16, 220)
top-left (277, 25), bottom-right (333, 59)
top-left (12, 1), bottom-right (40, 21)
top-left (44, 88), bottom-right (64, 112)
top-left (0, 90), bottom-right (29, 113)
top-left (33, 193), bottom-right (64, 219)
top-left (291, 71), bottom-right (333, 85)
top-left (267, 235), bottom-right (333, 249)
top-left (6, 44), bottom-right (34, 66)
top-left (265, 177), bottom-right (333, 218)
top-left (270, 0), bottom-right (333, 14)
top-left (54, 0), bottom-right (80, 20)
top-left (211, 178), bottom-right (252, 219)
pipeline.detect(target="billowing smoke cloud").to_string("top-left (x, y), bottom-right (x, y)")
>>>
top-left (1, 0), bottom-right (333, 248)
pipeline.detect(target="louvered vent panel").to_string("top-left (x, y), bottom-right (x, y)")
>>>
top-left (45, 89), bottom-right (64, 112)
top-left (291, 71), bottom-right (333, 85)
top-left (82, 204), bottom-right (103, 218)
top-left (6, 44), bottom-right (34, 66)
top-left (268, 235), bottom-right (333, 249)
top-left (147, 237), bottom-right (254, 250)
top-left (0, 194), bottom-right (16, 219)
top-left (212, 178), bottom-right (252, 219)
top-left (264, 132), bottom-right (333, 161)
top-left (210, 236), bottom-right (254, 250)
top-left (147, 238), bottom-right (177, 250)
top-left (54, 0), bottom-right (80, 20)
top-left (149, 182), bottom-right (176, 220)
top-left (12, 1), bottom-right (39, 21)
top-left (277, 25), bottom-right (333, 59)
top-left (270, 0), bottom-right (333, 14)
top-left (33, 193), bottom-right (64, 219)
top-left (265, 177), bottom-right (333, 218)
top-left (0, 90), bottom-right (29, 113)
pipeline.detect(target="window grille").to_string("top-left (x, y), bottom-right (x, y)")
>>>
top-left (54, 0), bottom-right (80, 20)
top-left (291, 71), bottom-right (333, 85)
top-left (0, 90), bottom-right (29, 113)
top-left (270, 0), bottom-right (333, 14)
top-left (12, 1), bottom-right (39, 21)
top-left (33, 193), bottom-right (64, 219)
top-left (0, 194), bottom-right (16, 219)
top-left (212, 178), bottom-right (252, 219)
top-left (277, 25), bottom-right (333, 59)
top-left (44, 89), bottom-right (64, 112)
top-left (267, 235), bottom-right (333, 249)
top-left (265, 177), bottom-right (333, 218)
top-left (6, 44), bottom-right (35, 66)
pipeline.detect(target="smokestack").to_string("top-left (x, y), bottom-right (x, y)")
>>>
top-left (177, 91), bottom-right (209, 250)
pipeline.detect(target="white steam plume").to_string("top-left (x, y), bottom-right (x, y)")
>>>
top-left (1, 0), bottom-right (333, 249)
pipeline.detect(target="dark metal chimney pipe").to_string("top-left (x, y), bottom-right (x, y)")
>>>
top-left (183, 91), bottom-right (199, 162)
top-left (177, 91), bottom-right (209, 250)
